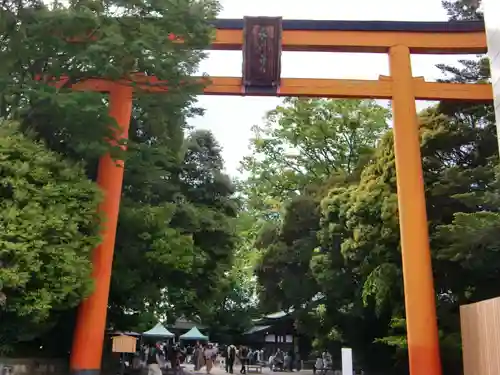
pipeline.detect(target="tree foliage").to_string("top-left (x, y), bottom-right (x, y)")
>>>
top-left (250, 96), bottom-right (500, 373)
top-left (442, 0), bottom-right (482, 20)
top-left (109, 129), bottom-right (237, 329)
top-left (242, 2), bottom-right (500, 370)
top-left (199, 210), bottom-right (262, 344)
top-left (1, 0), bottom-right (219, 161)
top-left (0, 0), bottom-right (241, 356)
top-left (240, 98), bottom-right (390, 314)
top-left (240, 98), bottom-right (389, 214)
top-left (0, 121), bottom-right (101, 350)
top-left (314, 97), bottom-right (498, 372)
top-left (254, 195), bottom-right (321, 312)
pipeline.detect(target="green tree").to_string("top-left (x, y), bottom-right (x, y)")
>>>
top-left (254, 195), bottom-right (321, 312)
top-left (25, 125), bottom-right (238, 357)
top-left (240, 98), bottom-right (390, 213)
top-left (313, 130), bottom-right (400, 373)
top-left (202, 270), bottom-right (257, 344)
top-left (240, 98), bottom-right (389, 314)
top-left (107, 129), bottom-right (238, 329)
top-left (442, 0), bottom-right (482, 20)
top-left (315, 102), bottom-right (499, 373)
top-left (309, 3), bottom-right (495, 373)
top-left (199, 210), bottom-right (262, 343)
top-left (0, 121), bottom-right (101, 352)
top-left (0, 0), bottom-right (242, 355)
top-left (1, 0), bottom-right (219, 161)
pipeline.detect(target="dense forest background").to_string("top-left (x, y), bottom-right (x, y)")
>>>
top-left (0, 0), bottom-right (496, 374)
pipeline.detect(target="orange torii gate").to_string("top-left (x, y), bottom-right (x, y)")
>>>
top-left (59, 18), bottom-right (491, 375)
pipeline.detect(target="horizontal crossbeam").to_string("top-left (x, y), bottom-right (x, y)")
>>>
top-left (212, 29), bottom-right (486, 54)
top-left (65, 19), bottom-right (486, 54)
top-left (51, 75), bottom-right (492, 101)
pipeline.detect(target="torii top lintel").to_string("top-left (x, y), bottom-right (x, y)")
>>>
top-left (52, 17), bottom-right (491, 100)
top-left (208, 19), bottom-right (486, 54)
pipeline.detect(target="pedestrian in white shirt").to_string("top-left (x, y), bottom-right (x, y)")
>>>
top-left (314, 354), bottom-right (323, 375)
top-left (204, 344), bottom-right (216, 374)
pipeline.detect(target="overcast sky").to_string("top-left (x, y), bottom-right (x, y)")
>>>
top-left (189, 0), bottom-right (469, 176)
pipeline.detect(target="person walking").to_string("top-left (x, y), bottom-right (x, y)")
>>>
top-left (146, 343), bottom-right (164, 375)
top-left (204, 343), bottom-right (216, 374)
top-left (226, 344), bottom-right (236, 373)
top-left (194, 342), bottom-right (204, 371)
top-left (239, 346), bottom-right (249, 374)
top-left (321, 351), bottom-right (331, 375)
top-left (313, 353), bottom-right (323, 375)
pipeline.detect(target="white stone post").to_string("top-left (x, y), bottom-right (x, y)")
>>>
top-left (341, 348), bottom-right (353, 375)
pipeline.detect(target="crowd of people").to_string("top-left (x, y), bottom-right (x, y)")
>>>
top-left (141, 341), bottom-right (219, 375)
top-left (267, 348), bottom-right (301, 372)
top-left (220, 344), bottom-right (264, 374)
top-left (312, 351), bottom-right (333, 375)
top-left (139, 341), bottom-right (309, 375)
top-left (190, 342), bottom-right (218, 373)
top-left (219, 346), bottom-right (301, 373)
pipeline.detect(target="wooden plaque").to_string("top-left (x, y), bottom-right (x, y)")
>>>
top-left (243, 17), bottom-right (282, 91)
top-left (111, 335), bottom-right (137, 353)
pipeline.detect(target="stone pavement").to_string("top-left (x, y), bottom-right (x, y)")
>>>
top-left (182, 363), bottom-right (315, 375)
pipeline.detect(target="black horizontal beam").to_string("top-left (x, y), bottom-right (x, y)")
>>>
top-left (211, 19), bottom-right (485, 33)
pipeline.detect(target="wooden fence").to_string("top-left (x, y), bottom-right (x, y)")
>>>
top-left (460, 296), bottom-right (500, 375)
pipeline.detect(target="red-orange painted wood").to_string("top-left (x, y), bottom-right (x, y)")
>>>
top-left (70, 83), bottom-right (133, 375)
top-left (390, 45), bottom-right (441, 375)
top-left (41, 75), bottom-right (492, 101)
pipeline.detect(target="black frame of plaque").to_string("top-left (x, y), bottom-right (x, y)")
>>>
top-left (242, 16), bottom-right (283, 94)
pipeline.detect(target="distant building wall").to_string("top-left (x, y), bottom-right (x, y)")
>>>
top-left (483, 0), bottom-right (500, 153)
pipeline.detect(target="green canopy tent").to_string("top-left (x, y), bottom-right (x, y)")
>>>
top-left (143, 323), bottom-right (175, 338)
top-left (179, 326), bottom-right (208, 341)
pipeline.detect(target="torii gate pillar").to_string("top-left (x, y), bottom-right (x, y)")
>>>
top-left (389, 44), bottom-right (441, 375)
top-left (70, 83), bottom-right (133, 375)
